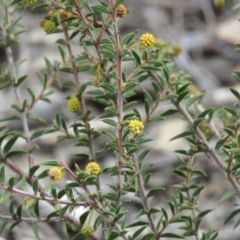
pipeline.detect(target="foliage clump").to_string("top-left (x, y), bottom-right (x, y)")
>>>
top-left (0, 0), bottom-right (240, 239)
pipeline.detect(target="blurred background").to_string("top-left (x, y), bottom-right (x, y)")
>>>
top-left (1, 0), bottom-right (240, 239)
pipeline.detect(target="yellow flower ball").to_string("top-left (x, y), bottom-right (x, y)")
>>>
top-left (48, 167), bottom-right (63, 182)
top-left (128, 119), bottom-right (144, 134)
top-left (43, 21), bottom-right (56, 34)
top-left (122, 82), bottom-right (127, 89)
top-left (116, 4), bottom-right (127, 18)
top-left (172, 43), bottom-right (182, 56)
top-left (140, 33), bottom-right (155, 47)
top-left (81, 225), bottom-right (94, 236)
top-left (39, 19), bottom-right (46, 28)
top-left (213, 0), bottom-right (225, 8)
top-left (85, 162), bottom-right (101, 176)
top-left (67, 95), bottom-right (80, 112)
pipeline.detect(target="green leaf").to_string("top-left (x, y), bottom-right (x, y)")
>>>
top-left (160, 109), bottom-right (178, 116)
top-left (79, 210), bottom-right (90, 225)
top-left (71, 232), bottom-right (84, 240)
top-left (185, 93), bottom-right (204, 107)
top-left (161, 207), bottom-right (168, 222)
top-left (219, 190), bottom-right (236, 203)
top-left (3, 136), bottom-right (19, 154)
top-left (92, 4), bottom-right (109, 13)
top-left (198, 108), bottom-right (214, 118)
top-left (170, 131), bottom-right (193, 141)
top-left (57, 44), bottom-right (66, 62)
top-left (122, 101), bottom-right (137, 111)
top-left (28, 113), bottom-right (47, 124)
top-left (99, 83), bottom-right (116, 93)
top-left (142, 66), bottom-right (161, 71)
top-left (142, 233), bottom-right (155, 240)
top-left (0, 221), bottom-right (8, 236)
top-left (132, 226), bottom-right (147, 240)
top-left (66, 182), bottom-right (80, 188)
top-left (0, 166), bottom-right (5, 184)
top-left (161, 233), bottom-right (184, 239)
top-left (146, 187), bottom-right (165, 198)
top-left (0, 191), bottom-right (11, 204)
top-left (5, 149), bottom-right (26, 158)
top-left (135, 209), bottom-right (147, 219)
top-left (195, 209), bottom-right (213, 230)
top-left (131, 50), bottom-right (141, 65)
top-left (0, 115), bottom-right (21, 122)
top-left (143, 90), bottom-right (153, 108)
top-left (32, 3), bottom-right (49, 9)
top-left (101, 119), bottom-right (118, 128)
top-left (193, 118), bottom-right (203, 128)
top-left (61, 221), bottom-right (70, 239)
top-left (224, 107), bottom-right (238, 117)
top-left (115, 0), bottom-right (124, 6)
top-left (144, 99), bottom-right (150, 115)
top-left (20, 176), bottom-right (27, 191)
top-left (232, 71), bottom-right (240, 85)
top-left (25, 199), bottom-right (36, 210)
top-left (224, 208), bottom-right (240, 225)
top-left (32, 179), bottom-right (38, 194)
top-left (0, 82), bottom-right (11, 90)
top-left (56, 38), bottom-right (67, 45)
top-left (32, 222), bottom-right (40, 240)
top-left (215, 136), bottom-right (228, 150)
top-left (29, 165), bottom-right (40, 178)
top-left (197, 209), bottom-right (212, 220)
top-left (138, 149), bottom-right (150, 162)
top-left (121, 30), bottom-right (138, 47)
top-left (229, 88), bottom-right (240, 100)
top-left (150, 115), bottom-right (166, 121)
top-left (144, 173), bottom-right (152, 186)
top-left (101, 107), bottom-right (118, 118)
top-left (126, 221), bottom-right (149, 228)
top-left (30, 128), bottom-right (56, 140)
top-left (42, 160), bottom-right (59, 166)
top-left (141, 163), bottom-right (154, 172)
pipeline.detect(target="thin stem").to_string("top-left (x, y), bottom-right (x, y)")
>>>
top-left (61, 22), bottom-right (80, 89)
top-left (0, 184), bottom-right (86, 206)
top-left (132, 153), bottom-right (156, 234)
top-left (0, 215), bottom-right (65, 222)
top-left (185, 154), bottom-right (199, 240)
top-left (109, 0), bottom-right (124, 206)
top-left (4, 159), bottom-right (81, 225)
top-left (1, 20), bottom-right (33, 168)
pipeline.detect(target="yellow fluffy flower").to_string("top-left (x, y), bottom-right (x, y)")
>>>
top-left (43, 21), bottom-right (56, 34)
top-left (81, 225), bottom-right (94, 236)
top-left (140, 33), bottom-right (155, 47)
top-left (128, 119), bottom-right (144, 134)
top-left (122, 82), bottom-right (127, 89)
top-left (116, 4), bottom-right (127, 18)
top-left (67, 94), bottom-right (80, 112)
top-left (48, 167), bottom-right (63, 182)
top-left (85, 162), bottom-right (101, 176)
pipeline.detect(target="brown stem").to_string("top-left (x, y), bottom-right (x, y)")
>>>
top-left (0, 184), bottom-right (86, 206)
top-left (109, 0), bottom-right (124, 206)
top-left (1, 20), bottom-right (33, 169)
top-left (0, 215), bottom-right (65, 222)
top-left (131, 152), bottom-right (157, 234)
